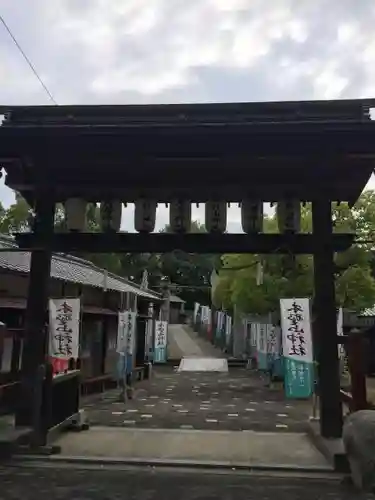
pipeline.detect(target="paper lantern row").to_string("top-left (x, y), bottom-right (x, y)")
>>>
top-left (63, 199), bottom-right (301, 234)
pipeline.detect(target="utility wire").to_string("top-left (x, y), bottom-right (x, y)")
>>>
top-left (0, 15), bottom-right (57, 105)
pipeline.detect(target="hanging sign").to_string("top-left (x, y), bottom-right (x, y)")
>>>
top-left (337, 307), bottom-right (345, 359)
top-left (280, 298), bottom-right (314, 399)
top-left (116, 310), bottom-right (137, 354)
top-left (250, 323), bottom-right (257, 348)
top-left (256, 323), bottom-right (268, 370)
top-left (49, 298), bottom-right (80, 374)
top-left (337, 307), bottom-right (348, 377)
top-left (266, 324), bottom-right (283, 377)
top-left (216, 311), bottom-right (224, 342)
top-left (267, 324), bottom-right (278, 359)
top-left (193, 302), bottom-right (200, 324)
top-left (154, 320), bottom-right (168, 363)
top-left (225, 315), bottom-right (232, 348)
top-left (145, 319), bottom-right (154, 360)
top-left (207, 308), bottom-right (213, 341)
top-left (116, 310), bottom-right (137, 377)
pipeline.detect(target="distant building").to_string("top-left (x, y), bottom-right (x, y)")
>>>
top-left (0, 234), bottom-right (160, 381)
top-left (169, 294), bottom-right (186, 324)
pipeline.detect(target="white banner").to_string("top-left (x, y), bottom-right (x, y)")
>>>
top-left (250, 323), bottom-right (257, 347)
top-left (337, 307), bottom-right (345, 359)
top-left (154, 320), bottom-right (168, 349)
top-left (225, 315), bottom-right (232, 339)
top-left (280, 298), bottom-right (313, 363)
top-left (49, 298), bottom-right (80, 360)
top-left (117, 310), bottom-right (137, 354)
top-left (146, 319), bottom-right (154, 356)
top-left (201, 306), bottom-right (210, 324)
top-left (257, 323), bottom-right (267, 355)
top-left (266, 324), bottom-right (279, 357)
top-left (193, 302), bottom-right (200, 323)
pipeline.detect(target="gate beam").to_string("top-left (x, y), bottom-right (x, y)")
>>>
top-left (15, 232), bottom-right (355, 255)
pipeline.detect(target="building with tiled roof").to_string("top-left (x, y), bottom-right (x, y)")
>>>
top-left (0, 234), bottom-right (161, 381)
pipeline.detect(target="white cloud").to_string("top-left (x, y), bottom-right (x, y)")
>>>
top-left (1, 1), bottom-right (375, 103)
top-left (1, 1), bottom-right (375, 229)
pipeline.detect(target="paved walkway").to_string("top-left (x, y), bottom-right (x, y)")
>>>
top-left (167, 324), bottom-right (206, 358)
top-left (167, 324), bottom-right (223, 359)
top-left (50, 327), bottom-right (329, 472)
top-left (54, 426), bottom-right (329, 469)
top-left (83, 367), bottom-right (311, 432)
top-left (0, 465), bottom-right (369, 499)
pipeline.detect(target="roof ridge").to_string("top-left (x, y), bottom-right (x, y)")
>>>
top-left (0, 232), bottom-right (160, 298)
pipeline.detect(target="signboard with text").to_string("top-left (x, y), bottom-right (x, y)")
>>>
top-left (154, 320), bottom-right (168, 363)
top-left (266, 324), bottom-right (283, 377)
top-left (49, 298), bottom-right (80, 374)
top-left (117, 310), bottom-right (137, 377)
top-left (280, 298), bottom-right (314, 399)
top-left (256, 323), bottom-right (268, 370)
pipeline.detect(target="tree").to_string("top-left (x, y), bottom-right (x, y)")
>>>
top-left (157, 220), bottom-right (214, 308)
top-left (214, 193), bottom-right (375, 314)
top-left (0, 197), bottom-right (215, 300)
top-left (0, 196), bottom-right (124, 274)
top-left (0, 194), bottom-right (33, 233)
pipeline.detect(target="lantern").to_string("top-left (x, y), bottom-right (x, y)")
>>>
top-left (277, 200), bottom-right (301, 233)
top-left (134, 199), bottom-right (157, 233)
top-left (241, 201), bottom-right (263, 233)
top-left (100, 200), bottom-right (122, 232)
top-left (64, 198), bottom-right (87, 232)
top-left (205, 201), bottom-right (227, 233)
top-left (169, 200), bottom-right (191, 233)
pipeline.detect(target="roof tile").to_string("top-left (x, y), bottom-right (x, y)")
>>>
top-left (0, 235), bottom-right (160, 301)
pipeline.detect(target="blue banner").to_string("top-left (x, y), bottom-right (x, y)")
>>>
top-left (154, 320), bottom-right (168, 363)
top-left (116, 353), bottom-right (133, 380)
top-left (280, 298), bottom-right (314, 399)
top-left (283, 358), bottom-right (314, 398)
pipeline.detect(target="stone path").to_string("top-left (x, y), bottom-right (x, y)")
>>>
top-left (83, 367), bottom-right (312, 432)
top-left (167, 324), bottom-right (222, 359)
top-left (1, 465), bottom-right (370, 499)
top-left (54, 426), bottom-right (329, 469)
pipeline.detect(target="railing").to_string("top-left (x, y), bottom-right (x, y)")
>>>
top-left (24, 363), bottom-right (81, 447)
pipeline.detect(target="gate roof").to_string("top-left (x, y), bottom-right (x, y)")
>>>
top-left (1, 99), bottom-right (374, 204)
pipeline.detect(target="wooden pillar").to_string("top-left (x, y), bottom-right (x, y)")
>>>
top-left (15, 194), bottom-right (55, 427)
top-left (312, 199), bottom-right (343, 438)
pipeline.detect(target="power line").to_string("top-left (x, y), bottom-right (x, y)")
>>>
top-left (0, 15), bottom-right (57, 105)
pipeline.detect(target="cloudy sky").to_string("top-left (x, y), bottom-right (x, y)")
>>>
top-left (0, 0), bottom-right (374, 232)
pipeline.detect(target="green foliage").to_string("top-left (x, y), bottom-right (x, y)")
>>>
top-left (2, 193), bottom-right (375, 314)
top-left (158, 220), bottom-right (214, 308)
top-left (0, 195), bottom-right (32, 233)
top-left (214, 192), bottom-right (375, 314)
top-left (0, 198), bottom-right (214, 304)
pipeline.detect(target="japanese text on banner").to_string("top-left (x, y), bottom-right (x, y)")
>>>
top-left (117, 310), bottom-right (136, 354)
top-left (155, 320), bottom-right (167, 348)
top-left (49, 298), bottom-right (80, 361)
top-left (280, 298), bottom-right (312, 363)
